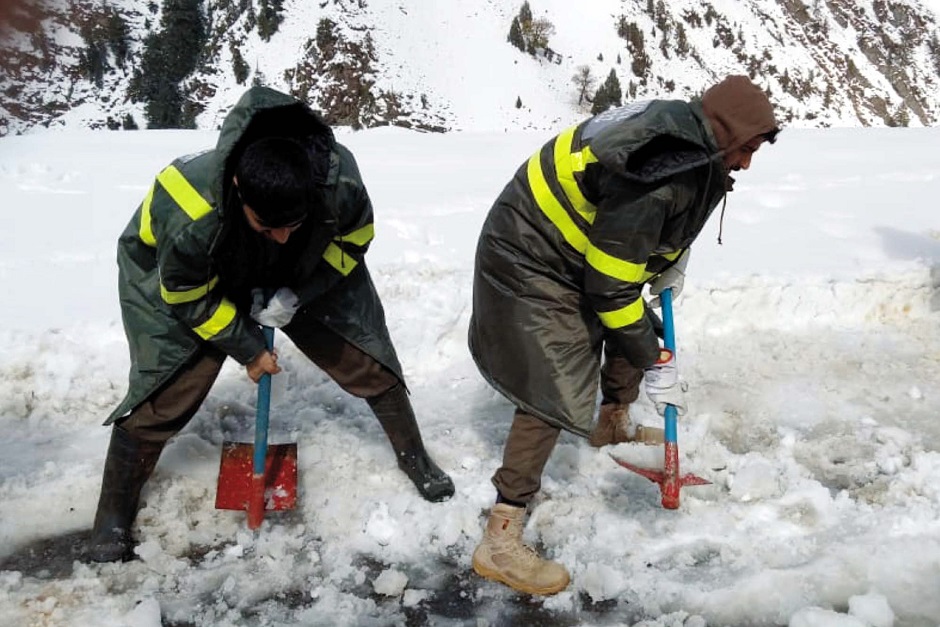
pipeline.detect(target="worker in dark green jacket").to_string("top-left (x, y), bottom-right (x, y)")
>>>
top-left (88, 86), bottom-right (454, 563)
top-left (469, 75), bottom-right (779, 595)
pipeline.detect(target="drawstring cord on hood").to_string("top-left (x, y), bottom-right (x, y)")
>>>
top-left (716, 194), bottom-right (728, 245)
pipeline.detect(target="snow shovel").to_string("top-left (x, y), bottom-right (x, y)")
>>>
top-left (215, 325), bottom-right (297, 528)
top-left (611, 288), bottom-right (709, 509)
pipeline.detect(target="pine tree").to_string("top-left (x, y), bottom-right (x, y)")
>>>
top-left (257, 0), bottom-right (284, 42)
top-left (132, 0), bottom-right (206, 129)
top-left (231, 44), bottom-right (250, 85)
top-left (591, 69), bottom-right (622, 114)
top-left (603, 68), bottom-right (622, 108)
top-left (519, 1), bottom-right (532, 26)
top-left (508, 16), bottom-right (524, 51)
top-left (591, 84), bottom-right (608, 115)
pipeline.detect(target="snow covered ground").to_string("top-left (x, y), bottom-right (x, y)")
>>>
top-left (1, 125), bottom-right (939, 626)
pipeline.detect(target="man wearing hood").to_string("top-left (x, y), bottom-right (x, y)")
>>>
top-left (88, 86), bottom-right (455, 563)
top-left (468, 75), bottom-right (779, 594)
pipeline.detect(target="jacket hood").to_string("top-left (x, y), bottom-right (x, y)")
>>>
top-left (701, 75), bottom-right (779, 154)
top-left (211, 86), bottom-right (335, 205)
top-left (589, 100), bottom-right (720, 185)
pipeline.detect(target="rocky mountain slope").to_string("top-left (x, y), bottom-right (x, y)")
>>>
top-left (1, 0), bottom-right (939, 135)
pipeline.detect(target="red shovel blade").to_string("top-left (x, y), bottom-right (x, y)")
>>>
top-left (215, 442), bottom-right (298, 512)
top-left (610, 442), bottom-right (710, 510)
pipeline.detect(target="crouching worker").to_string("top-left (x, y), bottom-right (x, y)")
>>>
top-left (88, 86), bottom-right (454, 563)
top-left (468, 76), bottom-right (779, 594)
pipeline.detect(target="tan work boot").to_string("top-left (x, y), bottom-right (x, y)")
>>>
top-left (472, 503), bottom-right (570, 595)
top-left (588, 404), bottom-right (664, 447)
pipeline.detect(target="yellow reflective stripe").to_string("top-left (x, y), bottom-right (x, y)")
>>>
top-left (585, 243), bottom-right (646, 283)
top-left (157, 165), bottom-right (213, 221)
top-left (192, 298), bottom-right (237, 340)
top-left (641, 270), bottom-right (658, 282)
top-left (527, 151), bottom-right (588, 253)
top-left (554, 126), bottom-right (596, 224)
top-left (160, 276), bottom-right (220, 305)
top-left (661, 250), bottom-right (683, 261)
top-left (571, 145), bottom-right (598, 172)
top-left (322, 242), bottom-right (358, 276)
top-left (338, 223), bottom-right (374, 247)
top-left (139, 184), bottom-right (157, 247)
top-left (597, 298), bottom-right (645, 329)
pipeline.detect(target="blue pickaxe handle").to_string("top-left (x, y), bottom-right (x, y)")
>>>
top-left (660, 289), bottom-right (678, 446)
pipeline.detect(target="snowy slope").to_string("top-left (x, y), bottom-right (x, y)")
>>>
top-left (3, 0), bottom-right (940, 134)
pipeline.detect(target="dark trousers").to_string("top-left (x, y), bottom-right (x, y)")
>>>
top-left (491, 341), bottom-right (643, 504)
top-left (119, 316), bottom-right (398, 443)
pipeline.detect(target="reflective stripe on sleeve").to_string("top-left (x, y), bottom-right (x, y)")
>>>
top-left (322, 242), bottom-right (358, 276)
top-left (160, 276), bottom-right (220, 305)
top-left (585, 243), bottom-right (646, 283)
top-left (340, 223), bottom-right (374, 247)
top-left (192, 298), bottom-right (237, 340)
top-left (661, 250), bottom-right (684, 261)
top-left (596, 298), bottom-right (646, 329)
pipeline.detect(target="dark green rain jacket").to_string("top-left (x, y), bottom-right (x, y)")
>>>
top-left (107, 87), bottom-right (402, 423)
top-left (469, 99), bottom-right (738, 436)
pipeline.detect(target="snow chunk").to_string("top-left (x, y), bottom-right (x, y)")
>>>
top-left (364, 502), bottom-right (399, 547)
top-left (402, 588), bottom-right (430, 607)
top-left (728, 456), bottom-right (781, 502)
top-left (122, 598), bottom-right (162, 627)
top-left (373, 568), bottom-right (408, 596)
top-left (848, 593), bottom-right (894, 627)
top-left (580, 562), bottom-right (626, 602)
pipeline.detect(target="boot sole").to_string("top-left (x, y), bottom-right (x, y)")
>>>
top-left (471, 557), bottom-right (570, 596)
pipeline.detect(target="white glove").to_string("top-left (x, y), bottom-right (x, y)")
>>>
top-left (644, 348), bottom-right (689, 416)
top-left (250, 287), bottom-right (300, 328)
top-left (649, 249), bottom-right (690, 308)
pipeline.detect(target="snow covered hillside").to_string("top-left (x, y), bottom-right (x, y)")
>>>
top-left (3, 0), bottom-right (940, 134)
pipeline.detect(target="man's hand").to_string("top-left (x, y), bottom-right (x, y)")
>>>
top-left (649, 250), bottom-right (689, 308)
top-left (246, 349), bottom-right (281, 383)
top-left (250, 287), bottom-right (300, 328)
top-left (644, 348), bottom-right (688, 416)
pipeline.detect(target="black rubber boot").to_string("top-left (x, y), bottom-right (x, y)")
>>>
top-left (367, 383), bottom-right (455, 502)
top-left (86, 426), bottom-right (165, 563)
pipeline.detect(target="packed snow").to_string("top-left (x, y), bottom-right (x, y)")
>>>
top-left (1, 124), bottom-right (940, 626)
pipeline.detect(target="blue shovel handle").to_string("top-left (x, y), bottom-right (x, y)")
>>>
top-left (253, 325), bottom-right (275, 477)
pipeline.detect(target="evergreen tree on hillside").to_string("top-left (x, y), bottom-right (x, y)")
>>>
top-left (77, 7), bottom-right (130, 88)
top-left (591, 69), bottom-right (623, 115)
top-left (130, 0), bottom-right (205, 129)
top-left (508, 16), bottom-right (524, 51)
top-left (257, 0), bottom-right (284, 42)
top-left (506, 1), bottom-right (555, 58)
top-left (519, 1), bottom-right (532, 26)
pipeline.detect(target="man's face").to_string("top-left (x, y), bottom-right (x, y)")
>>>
top-left (724, 137), bottom-right (765, 172)
top-left (242, 204), bottom-right (304, 244)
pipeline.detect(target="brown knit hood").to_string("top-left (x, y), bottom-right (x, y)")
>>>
top-left (701, 75), bottom-right (779, 154)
